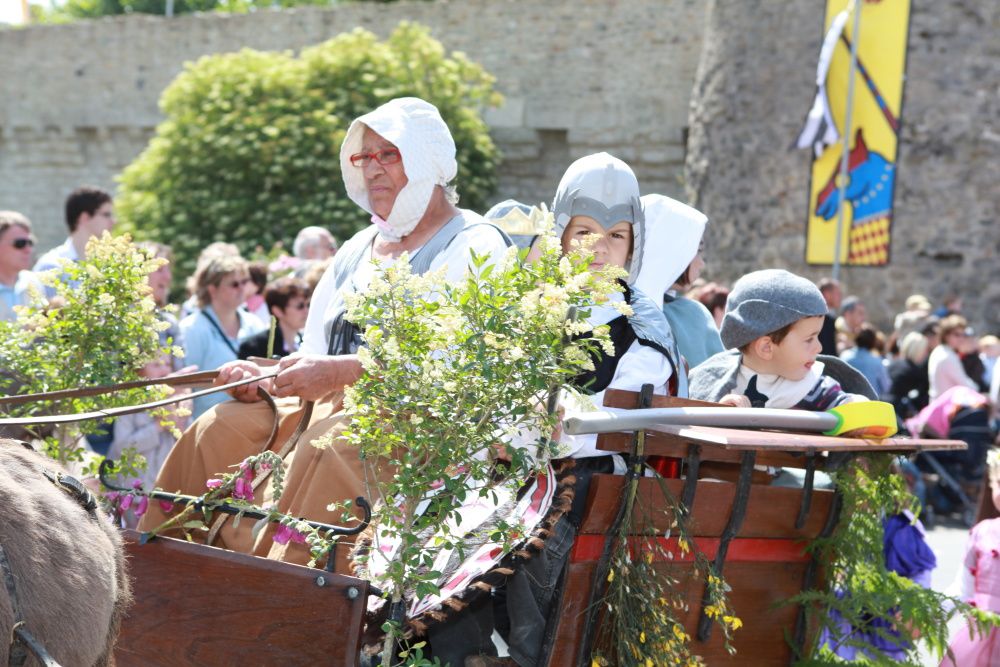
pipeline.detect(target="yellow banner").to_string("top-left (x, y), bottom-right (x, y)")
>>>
top-left (805, 0), bottom-right (911, 266)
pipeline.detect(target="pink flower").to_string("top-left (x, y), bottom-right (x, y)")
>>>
top-left (206, 478), bottom-right (224, 490)
top-left (132, 479), bottom-right (144, 490)
top-left (233, 477), bottom-right (254, 502)
top-left (273, 524), bottom-right (307, 545)
top-left (134, 495), bottom-right (149, 517)
top-left (120, 494), bottom-right (133, 511)
top-left (105, 491), bottom-right (120, 503)
top-left (158, 500), bottom-right (175, 513)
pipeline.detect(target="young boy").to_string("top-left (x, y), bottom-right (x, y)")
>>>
top-left (690, 268), bottom-right (873, 408)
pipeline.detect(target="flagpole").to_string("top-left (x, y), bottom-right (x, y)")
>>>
top-left (832, 0), bottom-right (862, 283)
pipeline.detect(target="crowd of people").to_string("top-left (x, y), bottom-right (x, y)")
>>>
top-left (2, 94), bottom-right (999, 665)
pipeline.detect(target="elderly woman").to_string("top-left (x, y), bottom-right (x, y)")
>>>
top-left (885, 331), bottom-right (932, 418)
top-left (140, 98), bottom-right (509, 568)
top-left (179, 255), bottom-right (265, 420)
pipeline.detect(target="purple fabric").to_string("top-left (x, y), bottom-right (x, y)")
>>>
top-left (821, 513), bottom-right (937, 660)
top-left (883, 513), bottom-right (937, 581)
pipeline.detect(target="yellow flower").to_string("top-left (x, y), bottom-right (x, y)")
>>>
top-left (645, 659), bottom-right (653, 667)
top-left (723, 615), bottom-right (743, 630)
top-left (606, 569), bottom-right (615, 583)
top-left (639, 631), bottom-right (646, 644)
top-left (645, 551), bottom-right (654, 565)
top-left (678, 536), bottom-right (690, 553)
top-left (673, 624), bottom-right (688, 642)
top-left (704, 604), bottom-right (720, 618)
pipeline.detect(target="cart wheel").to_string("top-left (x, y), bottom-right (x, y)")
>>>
top-left (963, 506), bottom-right (977, 528)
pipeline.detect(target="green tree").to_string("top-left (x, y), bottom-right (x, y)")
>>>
top-left (116, 23), bottom-right (501, 279)
top-left (30, 0), bottom-right (357, 23)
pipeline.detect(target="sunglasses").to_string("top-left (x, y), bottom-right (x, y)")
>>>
top-left (349, 148), bottom-right (402, 168)
top-left (224, 278), bottom-right (251, 289)
top-left (288, 301), bottom-right (310, 311)
top-left (12, 238), bottom-right (35, 249)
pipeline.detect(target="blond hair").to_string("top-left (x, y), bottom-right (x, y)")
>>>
top-left (193, 255), bottom-right (248, 308)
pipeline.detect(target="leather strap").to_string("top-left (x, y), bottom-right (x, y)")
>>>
top-left (0, 371), bottom-right (278, 427)
top-left (0, 370), bottom-right (219, 408)
top-left (205, 398), bottom-right (316, 547)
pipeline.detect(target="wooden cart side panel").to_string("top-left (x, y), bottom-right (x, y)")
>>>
top-left (578, 475), bottom-right (834, 540)
top-left (116, 531), bottom-right (368, 666)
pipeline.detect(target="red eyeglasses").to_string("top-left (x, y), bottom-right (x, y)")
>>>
top-left (349, 148), bottom-right (402, 168)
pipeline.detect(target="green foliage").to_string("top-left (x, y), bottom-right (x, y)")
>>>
top-left (340, 232), bottom-right (622, 665)
top-left (792, 454), bottom-right (999, 665)
top-left (591, 443), bottom-right (740, 666)
top-left (0, 233), bottom-right (178, 467)
top-left (116, 23), bottom-right (501, 281)
top-left (29, 0), bottom-right (365, 23)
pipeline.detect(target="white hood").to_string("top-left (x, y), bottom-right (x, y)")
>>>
top-left (339, 97), bottom-right (457, 241)
top-left (633, 194), bottom-right (708, 307)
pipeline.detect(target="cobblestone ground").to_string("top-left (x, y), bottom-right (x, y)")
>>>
top-left (918, 518), bottom-right (971, 665)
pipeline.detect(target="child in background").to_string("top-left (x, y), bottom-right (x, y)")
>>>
top-left (941, 450), bottom-right (1000, 666)
top-left (110, 354), bottom-right (190, 491)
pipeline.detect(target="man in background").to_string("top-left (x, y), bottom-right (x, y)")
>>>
top-left (0, 210), bottom-right (43, 321)
top-left (33, 186), bottom-right (115, 296)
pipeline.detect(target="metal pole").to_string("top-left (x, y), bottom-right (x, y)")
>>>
top-left (831, 0), bottom-right (862, 283)
top-left (166, 0), bottom-right (175, 17)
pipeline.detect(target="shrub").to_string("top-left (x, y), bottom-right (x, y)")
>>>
top-left (117, 22), bottom-right (501, 281)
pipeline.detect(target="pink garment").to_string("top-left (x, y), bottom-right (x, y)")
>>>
top-left (941, 519), bottom-right (1000, 666)
top-left (906, 385), bottom-right (987, 439)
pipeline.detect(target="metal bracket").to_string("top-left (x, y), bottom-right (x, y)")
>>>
top-left (795, 452), bottom-right (817, 530)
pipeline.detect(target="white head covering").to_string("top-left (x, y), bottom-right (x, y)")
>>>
top-left (551, 152), bottom-right (644, 281)
top-left (339, 97), bottom-right (457, 242)
top-left (634, 194), bottom-right (708, 307)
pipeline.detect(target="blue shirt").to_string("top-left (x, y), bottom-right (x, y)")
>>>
top-left (662, 294), bottom-right (724, 370)
top-left (180, 305), bottom-right (265, 420)
top-left (0, 271), bottom-right (44, 321)
top-left (840, 347), bottom-right (890, 397)
top-left (32, 238), bottom-right (80, 298)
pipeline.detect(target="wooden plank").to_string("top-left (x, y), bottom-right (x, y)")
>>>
top-left (599, 431), bottom-right (807, 467)
top-left (577, 475), bottom-right (833, 540)
top-left (116, 531), bottom-right (368, 666)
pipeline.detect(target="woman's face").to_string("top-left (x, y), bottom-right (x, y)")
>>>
top-left (208, 271), bottom-right (249, 312)
top-left (561, 216), bottom-right (632, 272)
top-left (275, 294), bottom-right (310, 331)
top-left (360, 127), bottom-right (408, 221)
top-left (945, 329), bottom-right (969, 352)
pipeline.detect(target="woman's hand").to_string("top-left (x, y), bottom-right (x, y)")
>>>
top-left (215, 360), bottom-right (271, 402)
top-left (272, 354), bottom-right (363, 401)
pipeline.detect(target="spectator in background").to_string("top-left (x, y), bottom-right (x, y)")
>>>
top-left (238, 277), bottom-right (310, 361)
top-left (961, 334), bottom-right (990, 394)
top-left (138, 242), bottom-right (185, 371)
top-left (180, 255), bottom-right (265, 420)
top-left (933, 294), bottom-right (962, 319)
top-left (692, 281), bottom-right (729, 330)
top-left (302, 257), bottom-right (333, 295)
top-left (0, 211), bottom-right (43, 321)
top-left (841, 324), bottom-right (891, 397)
top-left (292, 226), bottom-right (337, 280)
top-left (977, 335), bottom-right (999, 390)
top-left (244, 261), bottom-right (270, 323)
top-left (836, 296), bottom-right (867, 352)
top-left (293, 226), bottom-right (337, 262)
top-left (817, 277), bottom-right (841, 356)
top-left (928, 315), bottom-right (980, 400)
top-left (180, 242), bottom-right (242, 318)
top-left (886, 332), bottom-right (931, 418)
top-left (33, 187), bottom-right (115, 296)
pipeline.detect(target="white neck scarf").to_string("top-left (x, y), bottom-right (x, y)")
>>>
top-left (736, 360), bottom-right (826, 409)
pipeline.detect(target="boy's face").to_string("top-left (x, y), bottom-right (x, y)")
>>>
top-left (769, 316), bottom-right (824, 381)
top-left (561, 216), bottom-right (632, 272)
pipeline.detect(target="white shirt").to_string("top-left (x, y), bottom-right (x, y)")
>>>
top-left (928, 344), bottom-right (978, 399)
top-left (301, 219), bottom-right (509, 355)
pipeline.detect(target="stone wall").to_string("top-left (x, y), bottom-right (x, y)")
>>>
top-left (0, 0), bottom-right (705, 251)
top-left (685, 0), bottom-right (999, 334)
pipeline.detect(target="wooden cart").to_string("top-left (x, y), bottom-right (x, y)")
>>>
top-left (115, 388), bottom-right (965, 666)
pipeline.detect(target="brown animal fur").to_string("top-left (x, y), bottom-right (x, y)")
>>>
top-left (0, 441), bottom-right (131, 666)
